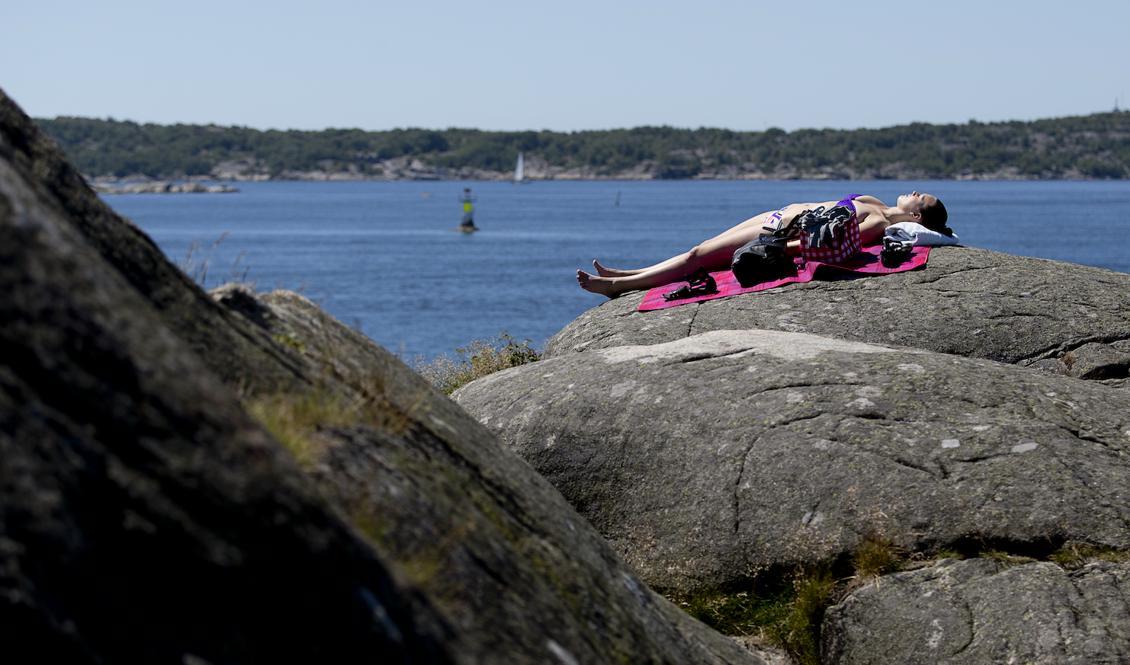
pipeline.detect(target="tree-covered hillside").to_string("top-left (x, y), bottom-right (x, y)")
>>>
top-left (36, 111), bottom-right (1130, 180)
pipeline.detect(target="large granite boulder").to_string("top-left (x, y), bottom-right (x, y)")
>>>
top-left (214, 287), bottom-right (761, 664)
top-left (455, 329), bottom-right (1130, 597)
top-left (2, 90), bottom-right (453, 663)
top-left (823, 558), bottom-right (1130, 664)
top-left (2, 87), bottom-right (758, 664)
top-left (547, 248), bottom-right (1130, 384)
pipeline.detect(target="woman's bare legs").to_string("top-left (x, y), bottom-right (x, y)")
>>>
top-left (590, 211), bottom-right (774, 277)
top-left (578, 224), bottom-right (769, 297)
top-left (592, 255), bottom-right (700, 276)
top-left (592, 258), bottom-right (675, 277)
top-left (592, 259), bottom-right (642, 277)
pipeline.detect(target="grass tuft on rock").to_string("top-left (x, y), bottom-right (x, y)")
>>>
top-left (983, 549), bottom-right (1037, 567)
top-left (931, 547), bottom-right (965, 561)
top-left (273, 332), bottom-right (306, 352)
top-left (414, 333), bottom-right (540, 394)
top-left (1050, 542), bottom-right (1130, 569)
top-left (680, 588), bottom-right (792, 637)
top-left (677, 540), bottom-right (1130, 663)
top-left (852, 537), bottom-right (905, 579)
top-left (766, 567), bottom-right (838, 665)
top-left (245, 391), bottom-right (362, 467)
top-left (680, 566), bottom-right (836, 665)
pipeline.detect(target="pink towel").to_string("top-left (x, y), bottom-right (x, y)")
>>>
top-left (638, 245), bottom-right (931, 312)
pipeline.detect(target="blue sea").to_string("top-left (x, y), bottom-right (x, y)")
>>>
top-left (103, 180), bottom-right (1130, 360)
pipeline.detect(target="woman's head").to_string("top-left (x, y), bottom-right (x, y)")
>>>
top-left (898, 191), bottom-right (951, 236)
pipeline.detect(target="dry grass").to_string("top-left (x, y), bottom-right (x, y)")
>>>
top-left (680, 588), bottom-right (792, 638)
top-left (766, 567), bottom-right (838, 665)
top-left (1050, 542), bottom-right (1130, 569)
top-left (414, 333), bottom-right (540, 394)
top-left (244, 390), bottom-right (363, 467)
top-left (177, 232), bottom-right (251, 288)
top-left (983, 550), bottom-right (1037, 567)
top-left (931, 548), bottom-right (964, 561)
top-left (680, 565), bottom-right (837, 665)
top-left (852, 537), bottom-right (905, 579)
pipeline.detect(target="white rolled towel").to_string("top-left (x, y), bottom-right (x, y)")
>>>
top-left (885, 221), bottom-right (961, 247)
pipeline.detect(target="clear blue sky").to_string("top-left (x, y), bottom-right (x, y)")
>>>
top-left (4, 0), bottom-right (1127, 132)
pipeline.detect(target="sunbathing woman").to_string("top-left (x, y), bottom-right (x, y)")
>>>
top-left (577, 191), bottom-right (949, 297)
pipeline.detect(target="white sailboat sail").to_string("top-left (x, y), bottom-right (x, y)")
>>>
top-left (514, 152), bottom-right (525, 183)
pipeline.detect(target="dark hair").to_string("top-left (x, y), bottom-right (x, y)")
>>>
top-left (918, 198), bottom-right (952, 236)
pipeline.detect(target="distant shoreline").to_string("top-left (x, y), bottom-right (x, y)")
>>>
top-left (91, 178), bottom-right (239, 194)
top-left (46, 110), bottom-right (1130, 183)
top-left (88, 171), bottom-right (1121, 185)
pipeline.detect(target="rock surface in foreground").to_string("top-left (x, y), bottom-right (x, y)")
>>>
top-left (548, 247), bottom-right (1130, 384)
top-left (456, 329), bottom-right (1130, 595)
top-left (220, 287), bottom-right (760, 664)
top-left (4, 86), bottom-right (760, 664)
top-left (823, 558), bottom-right (1130, 664)
top-left (2, 87), bottom-right (453, 664)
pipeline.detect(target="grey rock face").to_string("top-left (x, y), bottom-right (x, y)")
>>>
top-left (455, 329), bottom-right (1130, 596)
top-left (2, 89), bottom-right (454, 664)
top-left (547, 247), bottom-right (1130, 382)
top-left (227, 288), bottom-right (762, 665)
top-left (823, 558), bottom-right (1130, 664)
top-left (3, 86), bottom-right (760, 664)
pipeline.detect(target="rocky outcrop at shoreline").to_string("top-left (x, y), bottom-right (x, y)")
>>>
top-left (545, 247), bottom-right (1130, 385)
top-left (2, 88), bottom-right (449, 663)
top-left (455, 248), bottom-right (1130, 662)
top-left (2, 86), bottom-right (760, 664)
top-left (213, 285), bottom-right (765, 664)
top-left (90, 177), bottom-right (239, 194)
top-left (11, 76), bottom-right (1130, 664)
top-left (456, 328), bottom-right (1130, 593)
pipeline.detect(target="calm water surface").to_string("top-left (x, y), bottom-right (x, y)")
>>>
top-left (104, 180), bottom-right (1130, 359)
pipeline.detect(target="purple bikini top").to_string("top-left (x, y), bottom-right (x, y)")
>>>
top-left (838, 193), bottom-right (863, 210)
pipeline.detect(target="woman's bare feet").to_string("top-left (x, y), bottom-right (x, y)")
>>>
top-left (592, 259), bottom-right (640, 277)
top-left (576, 270), bottom-right (622, 298)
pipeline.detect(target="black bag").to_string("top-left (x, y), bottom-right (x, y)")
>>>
top-left (662, 268), bottom-right (718, 301)
top-left (880, 235), bottom-right (915, 268)
top-left (730, 234), bottom-right (794, 287)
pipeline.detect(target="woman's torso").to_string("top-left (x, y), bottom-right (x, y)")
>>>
top-left (849, 195), bottom-right (894, 245)
top-left (783, 195), bottom-right (891, 245)
top-left (745, 195), bottom-right (893, 246)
